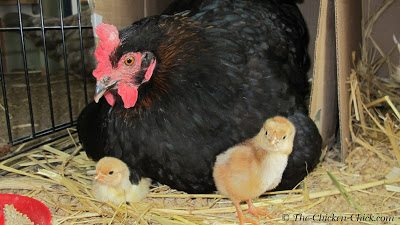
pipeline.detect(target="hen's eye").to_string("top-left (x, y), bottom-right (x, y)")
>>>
top-left (108, 171), bottom-right (114, 175)
top-left (124, 57), bottom-right (135, 66)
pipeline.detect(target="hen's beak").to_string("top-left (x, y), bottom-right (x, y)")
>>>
top-left (94, 78), bottom-right (117, 103)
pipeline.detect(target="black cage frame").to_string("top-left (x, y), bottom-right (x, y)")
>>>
top-left (0, 0), bottom-right (92, 148)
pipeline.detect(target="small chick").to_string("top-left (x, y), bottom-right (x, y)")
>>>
top-left (92, 157), bottom-right (151, 205)
top-left (213, 116), bottom-right (296, 225)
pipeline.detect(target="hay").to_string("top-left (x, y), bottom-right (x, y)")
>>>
top-left (4, 204), bottom-right (35, 225)
top-left (348, 0), bottom-right (400, 169)
top-left (1, 134), bottom-right (399, 225)
top-left (1, 1), bottom-right (400, 224)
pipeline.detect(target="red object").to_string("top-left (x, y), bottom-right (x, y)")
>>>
top-left (92, 23), bottom-right (120, 80)
top-left (0, 193), bottom-right (52, 225)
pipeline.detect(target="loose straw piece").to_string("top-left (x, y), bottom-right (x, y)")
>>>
top-left (151, 178), bottom-right (400, 215)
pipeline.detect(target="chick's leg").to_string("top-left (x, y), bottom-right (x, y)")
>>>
top-left (246, 200), bottom-right (271, 218)
top-left (233, 201), bottom-right (259, 225)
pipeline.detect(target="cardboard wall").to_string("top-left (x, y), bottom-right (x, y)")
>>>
top-left (91, 0), bottom-right (144, 29)
top-left (310, 0), bottom-right (399, 157)
top-left (335, 0), bottom-right (362, 157)
top-left (304, 0), bottom-right (338, 148)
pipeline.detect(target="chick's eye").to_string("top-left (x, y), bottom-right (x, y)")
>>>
top-left (282, 135), bottom-right (286, 140)
top-left (108, 171), bottom-right (114, 175)
top-left (124, 57), bottom-right (135, 66)
top-left (265, 131), bottom-right (268, 136)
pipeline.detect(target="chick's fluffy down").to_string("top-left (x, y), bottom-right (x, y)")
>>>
top-left (93, 178), bottom-right (151, 205)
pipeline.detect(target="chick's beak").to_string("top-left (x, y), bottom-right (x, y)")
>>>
top-left (94, 78), bottom-right (117, 103)
top-left (268, 137), bottom-right (277, 145)
top-left (94, 173), bottom-right (104, 182)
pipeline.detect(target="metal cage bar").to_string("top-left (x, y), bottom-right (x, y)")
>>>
top-left (0, 25), bottom-right (92, 32)
top-left (0, 128), bottom-right (74, 162)
top-left (59, 0), bottom-right (74, 125)
top-left (77, 0), bottom-right (88, 104)
top-left (0, 0), bottom-right (92, 147)
top-left (0, 49), bottom-right (13, 144)
top-left (17, 0), bottom-right (36, 137)
top-left (11, 121), bottom-right (75, 145)
top-left (38, 0), bottom-right (56, 130)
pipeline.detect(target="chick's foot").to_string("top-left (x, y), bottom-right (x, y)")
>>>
top-left (234, 201), bottom-right (260, 225)
top-left (246, 200), bottom-right (271, 218)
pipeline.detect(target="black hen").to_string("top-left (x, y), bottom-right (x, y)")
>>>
top-left (78, 0), bottom-right (321, 193)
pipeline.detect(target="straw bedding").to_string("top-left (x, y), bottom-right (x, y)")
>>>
top-left (0, 129), bottom-right (398, 225)
top-left (4, 204), bottom-right (35, 225)
top-left (1, 1), bottom-right (400, 224)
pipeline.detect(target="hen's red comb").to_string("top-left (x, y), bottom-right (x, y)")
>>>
top-left (93, 23), bottom-right (120, 79)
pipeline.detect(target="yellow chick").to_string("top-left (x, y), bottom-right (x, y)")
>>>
top-left (213, 116), bottom-right (296, 225)
top-left (92, 157), bottom-right (151, 205)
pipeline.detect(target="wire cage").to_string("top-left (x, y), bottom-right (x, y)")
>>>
top-left (0, 0), bottom-right (94, 156)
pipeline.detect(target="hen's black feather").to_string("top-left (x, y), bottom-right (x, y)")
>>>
top-left (77, 97), bottom-right (110, 161)
top-left (162, 0), bottom-right (204, 15)
top-left (78, 0), bottom-right (321, 193)
top-left (275, 112), bottom-right (322, 190)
